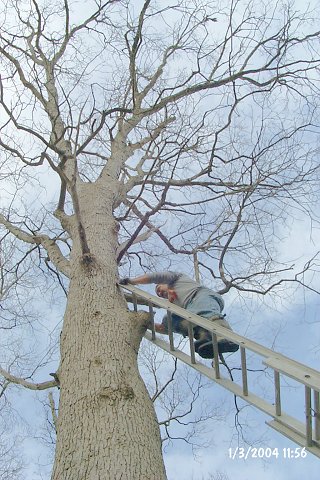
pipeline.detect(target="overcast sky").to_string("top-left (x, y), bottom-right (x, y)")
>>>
top-left (1, 1), bottom-right (320, 479)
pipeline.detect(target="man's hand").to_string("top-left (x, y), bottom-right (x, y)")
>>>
top-left (119, 277), bottom-right (131, 285)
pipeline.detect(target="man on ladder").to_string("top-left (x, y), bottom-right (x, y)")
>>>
top-left (120, 271), bottom-right (239, 359)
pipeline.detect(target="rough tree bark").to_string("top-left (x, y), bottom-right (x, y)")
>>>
top-left (51, 182), bottom-right (167, 479)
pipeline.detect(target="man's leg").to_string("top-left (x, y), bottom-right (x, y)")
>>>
top-left (194, 315), bottom-right (239, 359)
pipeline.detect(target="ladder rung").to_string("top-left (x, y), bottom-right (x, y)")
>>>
top-left (240, 347), bottom-right (248, 396)
top-left (211, 332), bottom-right (220, 379)
top-left (166, 311), bottom-right (175, 351)
top-left (274, 371), bottom-right (281, 416)
top-left (314, 390), bottom-right (320, 441)
top-left (132, 292), bottom-right (138, 312)
top-left (148, 302), bottom-right (155, 341)
top-left (305, 386), bottom-right (313, 446)
top-left (187, 322), bottom-right (196, 364)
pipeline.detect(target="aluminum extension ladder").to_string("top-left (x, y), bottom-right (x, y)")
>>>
top-left (121, 284), bottom-right (320, 458)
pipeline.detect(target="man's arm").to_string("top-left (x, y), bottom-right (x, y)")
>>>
top-left (119, 273), bottom-right (152, 285)
top-left (154, 323), bottom-right (167, 334)
top-left (119, 271), bottom-right (180, 285)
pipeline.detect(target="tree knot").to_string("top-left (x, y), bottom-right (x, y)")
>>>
top-left (99, 385), bottom-right (135, 403)
top-left (81, 252), bottom-right (96, 266)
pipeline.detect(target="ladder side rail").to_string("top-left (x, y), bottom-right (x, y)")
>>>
top-left (267, 420), bottom-right (320, 458)
top-left (263, 358), bottom-right (320, 392)
top-left (121, 285), bottom-right (320, 389)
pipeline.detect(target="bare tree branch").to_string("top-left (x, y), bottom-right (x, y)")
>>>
top-left (0, 214), bottom-right (70, 277)
top-left (0, 367), bottom-right (58, 391)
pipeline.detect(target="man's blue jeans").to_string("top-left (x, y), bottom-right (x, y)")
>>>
top-left (162, 288), bottom-right (231, 339)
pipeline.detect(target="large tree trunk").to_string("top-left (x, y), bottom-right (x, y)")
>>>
top-left (51, 182), bottom-right (167, 480)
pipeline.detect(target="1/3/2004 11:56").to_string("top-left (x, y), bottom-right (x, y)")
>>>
top-left (228, 446), bottom-right (307, 460)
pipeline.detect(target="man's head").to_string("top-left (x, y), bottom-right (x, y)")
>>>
top-left (156, 284), bottom-right (177, 303)
top-left (155, 284), bottom-right (169, 298)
